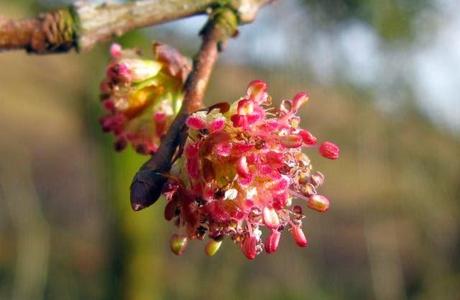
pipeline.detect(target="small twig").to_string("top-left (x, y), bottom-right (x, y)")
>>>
top-left (130, 8), bottom-right (238, 211)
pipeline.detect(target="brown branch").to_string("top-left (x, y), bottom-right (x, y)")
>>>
top-left (0, 9), bottom-right (75, 53)
top-left (74, 0), bottom-right (215, 51)
top-left (0, 0), bottom-right (273, 54)
top-left (130, 8), bottom-right (238, 211)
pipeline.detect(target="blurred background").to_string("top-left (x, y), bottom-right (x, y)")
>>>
top-left (0, 0), bottom-right (459, 299)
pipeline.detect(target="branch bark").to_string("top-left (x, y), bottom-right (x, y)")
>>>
top-left (75, 0), bottom-right (216, 51)
top-left (0, 0), bottom-right (273, 54)
top-left (0, 9), bottom-right (75, 53)
top-left (130, 8), bottom-right (238, 211)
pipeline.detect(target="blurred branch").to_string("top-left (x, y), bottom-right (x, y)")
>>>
top-left (0, 0), bottom-right (273, 54)
top-left (130, 7), bottom-right (238, 211)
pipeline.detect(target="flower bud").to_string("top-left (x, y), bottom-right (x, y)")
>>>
top-left (100, 43), bottom-right (190, 154)
top-left (186, 115), bottom-right (207, 130)
top-left (247, 80), bottom-right (268, 104)
top-left (263, 207), bottom-right (280, 229)
top-left (280, 134), bottom-right (303, 148)
top-left (265, 230), bottom-right (281, 254)
top-left (121, 58), bottom-right (162, 82)
top-left (307, 194), bottom-right (330, 212)
top-left (170, 234), bottom-right (188, 256)
top-left (162, 80), bottom-right (338, 259)
top-left (110, 43), bottom-right (122, 58)
top-left (205, 239), bottom-right (222, 256)
top-left (242, 235), bottom-right (257, 260)
top-left (319, 141), bottom-right (340, 160)
top-left (299, 129), bottom-right (317, 146)
top-left (291, 226), bottom-right (308, 247)
top-left (291, 92), bottom-right (309, 112)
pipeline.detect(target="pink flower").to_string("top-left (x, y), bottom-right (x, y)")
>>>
top-left (163, 80), bottom-right (338, 259)
top-left (100, 43), bottom-right (191, 154)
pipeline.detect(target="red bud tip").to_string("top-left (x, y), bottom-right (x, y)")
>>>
top-left (280, 134), bottom-right (303, 148)
top-left (265, 230), bottom-right (281, 254)
top-left (110, 43), bottom-right (122, 59)
top-left (291, 226), bottom-right (308, 248)
top-left (242, 236), bottom-right (257, 260)
top-left (291, 92), bottom-right (309, 112)
top-left (299, 129), bottom-right (317, 146)
top-left (319, 141), bottom-right (340, 160)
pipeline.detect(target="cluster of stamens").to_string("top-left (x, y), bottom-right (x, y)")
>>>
top-left (163, 80), bottom-right (340, 259)
top-left (99, 43), bottom-right (190, 154)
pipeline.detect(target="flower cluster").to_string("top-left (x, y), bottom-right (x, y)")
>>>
top-left (100, 43), bottom-right (191, 154)
top-left (164, 80), bottom-right (340, 259)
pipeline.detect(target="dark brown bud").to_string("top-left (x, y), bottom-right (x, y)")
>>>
top-left (130, 169), bottom-right (167, 211)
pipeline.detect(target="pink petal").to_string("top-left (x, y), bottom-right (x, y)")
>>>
top-left (231, 114), bottom-right (245, 128)
top-left (299, 129), bottom-right (317, 146)
top-left (236, 156), bottom-right (251, 178)
top-left (186, 115), bottom-right (207, 130)
top-left (238, 174), bottom-right (253, 185)
top-left (110, 43), bottom-right (123, 59)
top-left (291, 92), bottom-right (309, 112)
top-left (237, 99), bottom-right (254, 115)
top-left (265, 151), bottom-right (284, 167)
top-left (186, 158), bottom-right (200, 179)
top-left (246, 113), bottom-right (261, 125)
top-left (184, 143), bottom-right (199, 158)
top-left (232, 142), bottom-right (253, 153)
top-left (247, 80), bottom-right (268, 104)
top-left (208, 118), bottom-right (225, 133)
top-left (214, 142), bottom-right (232, 157)
top-left (153, 111), bottom-right (167, 123)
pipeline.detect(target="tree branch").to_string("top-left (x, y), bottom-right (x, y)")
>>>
top-left (130, 8), bottom-right (238, 211)
top-left (0, 9), bottom-right (75, 53)
top-left (75, 0), bottom-right (215, 51)
top-left (0, 0), bottom-right (273, 54)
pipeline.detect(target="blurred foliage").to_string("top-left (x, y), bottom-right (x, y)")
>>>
top-left (302, 0), bottom-right (432, 41)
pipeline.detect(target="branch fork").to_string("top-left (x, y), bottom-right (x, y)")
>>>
top-left (130, 7), bottom-right (239, 211)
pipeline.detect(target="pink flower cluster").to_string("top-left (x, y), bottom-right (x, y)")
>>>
top-left (164, 80), bottom-right (340, 259)
top-left (100, 43), bottom-right (191, 154)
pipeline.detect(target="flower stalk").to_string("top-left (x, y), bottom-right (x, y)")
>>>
top-left (130, 7), bottom-right (239, 211)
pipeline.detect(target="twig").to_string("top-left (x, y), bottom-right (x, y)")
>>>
top-left (130, 8), bottom-right (238, 211)
top-left (0, 9), bottom-right (75, 53)
top-left (0, 0), bottom-right (273, 54)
